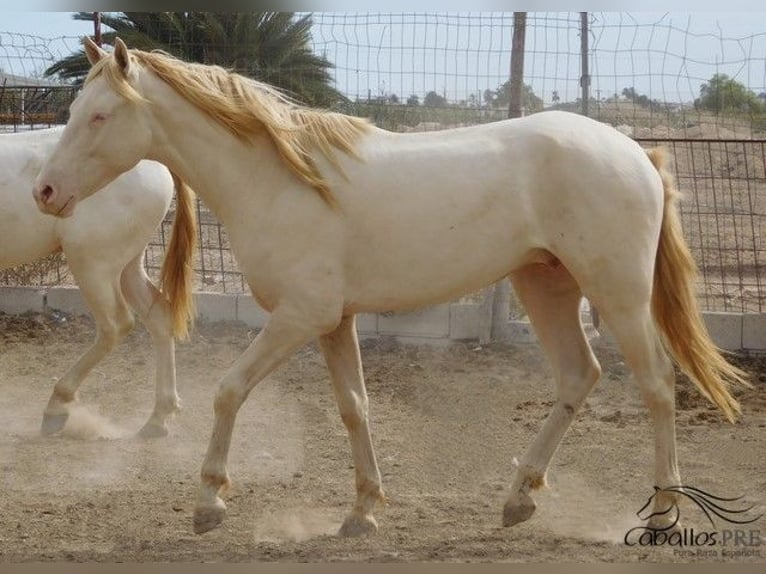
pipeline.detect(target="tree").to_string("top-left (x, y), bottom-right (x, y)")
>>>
top-left (44, 12), bottom-right (344, 107)
top-left (551, 90), bottom-right (560, 105)
top-left (695, 73), bottom-right (763, 113)
top-left (483, 88), bottom-right (496, 107)
top-left (423, 90), bottom-right (447, 108)
top-left (622, 86), bottom-right (651, 107)
top-left (406, 94), bottom-right (419, 106)
top-left (484, 81), bottom-right (542, 113)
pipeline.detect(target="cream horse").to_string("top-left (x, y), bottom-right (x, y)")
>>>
top-left (1, 126), bottom-right (196, 438)
top-left (33, 38), bottom-right (748, 537)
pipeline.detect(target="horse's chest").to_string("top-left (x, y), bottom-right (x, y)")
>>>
top-left (223, 228), bottom-right (305, 311)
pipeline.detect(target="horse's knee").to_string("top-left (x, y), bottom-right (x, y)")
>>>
top-left (557, 359), bottom-right (601, 410)
top-left (143, 296), bottom-right (174, 336)
top-left (98, 317), bottom-right (133, 349)
top-left (118, 313), bottom-right (136, 338)
top-left (639, 353), bottom-right (676, 413)
top-left (213, 383), bottom-right (245, 416)
top-left (96, 334), bottom-right (119, 355)
top-left (338, 392), bottom-right (368, 431)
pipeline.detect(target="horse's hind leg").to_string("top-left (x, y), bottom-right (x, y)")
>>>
top-left (120, 254), bottom-right (180, 438)
top-left (596, 300), bottom-right (681, 530)
top-left (503, 263), bottom-right (602, 526)
top-left (319, 315), bottom-right (385, 537)
top-left (42, 260), bottom-right (134, 435)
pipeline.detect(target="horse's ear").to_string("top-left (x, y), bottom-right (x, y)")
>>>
top-left (113, 37), bottom-right (131, 74)
top-left (83, 36), bottom-right (107, 65)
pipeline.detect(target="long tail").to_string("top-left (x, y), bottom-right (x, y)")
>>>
top-left (647, 147), bottom-right (749, 422)
top-left (159, 171), bottom-right (198, 340)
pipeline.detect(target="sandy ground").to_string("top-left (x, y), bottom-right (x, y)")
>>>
top-left (0, 311), bottom-right (764, 563)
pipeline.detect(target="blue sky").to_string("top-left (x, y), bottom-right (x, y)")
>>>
top-left (1, 11), bottom-right (764, 104)
top-left (1, 11), bottom-right (763, 38)
top-left (2, 12), bottom-right (94, 38)
top-left (2, 11), bottom-right (759, 44)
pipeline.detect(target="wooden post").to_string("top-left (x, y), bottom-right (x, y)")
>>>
top-left (486, 12), bottom-right (527, 343)
top-left (93, 12), bottom-right (102, 47)
top-left (508, 12), bottom-right (527, 120)
top-left (580, 12), bottom-right (590, 117)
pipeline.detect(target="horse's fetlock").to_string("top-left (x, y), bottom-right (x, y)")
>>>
top-left (201, 470), bottom-right (230, 492)
top-left (517, 464), bottom-right (547, 491)
top-left (50, 388), bottom-right (77, 406)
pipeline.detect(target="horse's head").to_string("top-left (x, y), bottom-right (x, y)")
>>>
top-left (34, 37), bottom-right (152, 217)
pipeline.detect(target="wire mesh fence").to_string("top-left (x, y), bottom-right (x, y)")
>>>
top-left (1, 13), bottom-right (765, 313)
top-left (636, 137), bottom-right (766, 313)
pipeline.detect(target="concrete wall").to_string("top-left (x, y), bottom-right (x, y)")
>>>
top-left (1, 285), bottom-right (764, 351)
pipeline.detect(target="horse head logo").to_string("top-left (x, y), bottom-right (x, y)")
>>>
top-left (636, 486), bottom-right (682, 531)
top-left (638, 485), bottom-right (762, 530)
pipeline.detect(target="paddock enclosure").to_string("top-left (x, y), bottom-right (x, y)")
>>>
top-left (0, 313), bottom-right (764, 562)
top-left (1, 12), bottom-right (765, 563)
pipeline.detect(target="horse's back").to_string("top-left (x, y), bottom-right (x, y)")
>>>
top-left (334, 111), bottom-right (665, 312)
top-left (0, 129), bottom-right (65, 268)
top-left (505, 111), bottom-right (664, 229)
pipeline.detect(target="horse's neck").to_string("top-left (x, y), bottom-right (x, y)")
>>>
top-left (0, 132), bottom-right (57, 192)
top-left (142, 76), bottom-right (289, 225)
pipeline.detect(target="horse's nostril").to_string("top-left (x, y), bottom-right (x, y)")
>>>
top-left (40, 185), bottom-right (54, 204)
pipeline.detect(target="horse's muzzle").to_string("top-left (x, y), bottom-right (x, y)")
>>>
top-left (33, 183), bottom-right (75, 218)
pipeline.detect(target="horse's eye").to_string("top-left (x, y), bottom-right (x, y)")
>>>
top-left (91, 113), bottom-right (108, 123)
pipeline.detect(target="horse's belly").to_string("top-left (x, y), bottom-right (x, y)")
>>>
top-left (342, 218), bottom-right (535, 313)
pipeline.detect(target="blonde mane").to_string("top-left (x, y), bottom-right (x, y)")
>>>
top-left (86, 49), bottom-right (371, 206)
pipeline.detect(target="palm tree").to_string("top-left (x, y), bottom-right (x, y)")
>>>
top-left (44, 12), bottom-right (345, 107)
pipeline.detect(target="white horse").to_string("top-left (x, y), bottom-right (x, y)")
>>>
top-left (33, 38), bottom-right (749, 537)
top-left (1, 126), bottom-right (196, 438)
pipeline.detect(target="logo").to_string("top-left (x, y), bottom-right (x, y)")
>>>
top-left (624, 485), bottom-right (763, 558)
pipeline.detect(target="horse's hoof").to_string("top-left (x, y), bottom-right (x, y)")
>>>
top-left (338, 513), bottom-right (378, 537)
top-left (137, 422), bottom-right (169, 439)
top-left (502, 495), bottom-right (537, 527)
top-left (193, 499), bottom-right (226, 535)
top-left (41, 412), bottom-right (69, 436)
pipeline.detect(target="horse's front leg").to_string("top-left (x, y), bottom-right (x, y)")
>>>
top-left (42, 264), bottom-right (134, 435)
top-left (192, 309), bottom-right (328, 534)
top-left (319, 315), bottom-right (385, 537)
